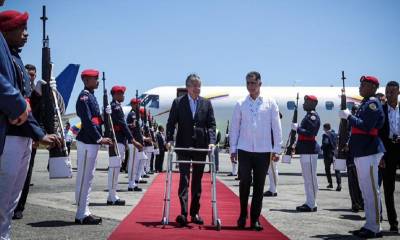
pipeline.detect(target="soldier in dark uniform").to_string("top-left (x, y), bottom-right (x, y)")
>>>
top-left (126, 98), bottom-right (146, 191)
top-left (107, 86), bottom-right (133, 205)
top-left (0, 10), bottom-right (61, 239)
top-left (292, 95), bottom-right (320, 212)
top-left (339, 75), bottom-right (385, 238)
top-left (74, 69), bottom-right (113, 225)
top-left (321, 123), bottom-right (341, 191)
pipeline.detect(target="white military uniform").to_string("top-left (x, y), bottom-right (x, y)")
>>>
top-left (0, 137), bottom-right (32, 239)
top-left (267, 160), bottom-right (278, 194)
top-left (75, 141), bottom-right (100, 220)
top-left (107, 143), bottom-right (125, 202)
top-left (300, 154), bottom-right (319, 208)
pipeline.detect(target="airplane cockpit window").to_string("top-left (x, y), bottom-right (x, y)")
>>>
top-left (325, 101), bottom-right (334, 110)
top-left (346, 102), bottom-right (355, 110)
top-left (287, 101), bottom-right (295, 110)
top-left (139, 94), bottom-right (160, 109)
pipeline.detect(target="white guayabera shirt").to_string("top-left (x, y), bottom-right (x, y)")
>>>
top-left (229, 94), bottom-right (282, 154)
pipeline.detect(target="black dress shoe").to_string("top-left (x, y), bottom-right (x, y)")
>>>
top-left (296, 204), bottom-right (317, 212)
top-left (237, 217), bottom-right (246, 229)
top-left (336, 185), bottom-right (342, 191)
top-left (135, 180), bottom-right (147, 184)
top-left (351, 206), bottom-right (360, 213)
top-left (353, 227), bottom-right (382, 238)
top-left (191, 214), bottom-right (204, 225)
top-left (175, 215), bottom-right (187, 227)
top-left (263, 191), bottom-right (277, 197)
top-left (75, 215), bottom-right (102, 225)
top-left (235, 177), bottom-right (240, 180)
top-left (107, 199), bottom-right (126, 206)
top-left (128, 186), bottom-right (142, 192)
top-left (326, 184), bottom-right (333, 189)
top-left (251, 220), bottom-right (263, 231)
top-left (12, 211), bottom-right (23, 220)
top-left (390, 225), bottom-right (399, 233)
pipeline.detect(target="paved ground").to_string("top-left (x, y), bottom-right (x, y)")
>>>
top-left (9, 149), bottom-right (400, 240)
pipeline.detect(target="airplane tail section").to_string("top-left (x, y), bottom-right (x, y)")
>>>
top-left (56, 64), bottom-right (80, 109)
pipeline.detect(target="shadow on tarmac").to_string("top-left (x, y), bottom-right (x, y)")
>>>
top-left (28, 220), bottom-right (76, 227)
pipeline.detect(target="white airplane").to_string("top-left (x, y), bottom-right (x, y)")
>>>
top-left (122, 85), bottom-right (386, 146)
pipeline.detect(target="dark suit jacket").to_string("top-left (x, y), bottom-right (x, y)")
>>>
top-left (166, 94), bottom-right (216, 150)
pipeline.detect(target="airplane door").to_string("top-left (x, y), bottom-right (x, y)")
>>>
top-left (177, 88), bottom-right (187, 97)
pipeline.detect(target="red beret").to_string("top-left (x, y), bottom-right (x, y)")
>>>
top-left (0, 10), bottom-right (29, 32)
top-left (111, 85), bottom-right (126, 94)
top-left (305, 95), bottom-right (318, 101)
top-left (360, 75), bottom-right (379, 86)
top-left (139, 107), bottom-right (145, 115)
top-left (130, 98), bottom-right (141, 105)
top-left (81, 69), bottom-right (99, 78)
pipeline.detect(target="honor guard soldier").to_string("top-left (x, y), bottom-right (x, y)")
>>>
top-left (107, 85), bottom-right (132, 205)
top-left (126, 98), bottom-right (146, 191)
top-left (107, 86), bottom-right (133, 205)
top-left (292, 95), bottom-right (320, 212)
top-left (75, 69), bottom-right (113, 225)
top-left (0, 10), bottom-right (61, 239)
top-left (339, 76), bottom-right (385, 238)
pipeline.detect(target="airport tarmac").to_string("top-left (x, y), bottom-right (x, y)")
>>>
top-left (10, 149), bottom-right (400, 240)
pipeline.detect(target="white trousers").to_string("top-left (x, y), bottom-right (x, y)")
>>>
top-left (75, 141), bottom-right (100, 220)
top-left (232, 162), bottom-right (238, 175)
top-left (300, 154), bottom-right (318, 208)
top-left (354, 153), bottom-right (383, 233)
top-left (0, 136), bottom-right (32, 240)
top-left (127, 144), bottom-right (139, 188)
top-left (108, 143), bottom-right (125, 202)
top-left (268, 161), bottom-right (278, 193)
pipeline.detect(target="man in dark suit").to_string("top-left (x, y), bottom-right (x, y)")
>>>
top-left (166, 73), bottom-right (216, 227)
top-left (155, 125), bottom-right (166, 172)
top-left (378, 81), bottom-right (399, 234)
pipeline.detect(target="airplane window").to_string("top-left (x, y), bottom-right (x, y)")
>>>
top-left (139, 94), bottom-right (159, 109)
top-left (346, 102), bottom-right (355, 110)
top-left (325, 101), bottom-right (334, 110)
top-left (287, 101), bottom-right (295, 110)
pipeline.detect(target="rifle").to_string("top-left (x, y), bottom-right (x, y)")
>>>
top-left (102, 72), bottom-right (120, 162)
top-left (334, 71), bottom-right (349, 170)
top-left (282, 93), bottom-right (299, 163)
top-left (142, 101), bottom-right (152, 147)
top-left (40, 6), bottom-right (68, 158)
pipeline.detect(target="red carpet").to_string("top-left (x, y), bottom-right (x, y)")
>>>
top-left (108, 173), bottom-right (289, 240)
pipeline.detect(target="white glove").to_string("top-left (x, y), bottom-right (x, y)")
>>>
top-left (339, 109), bottom-right (351, 119)
top-left (49, 78), bottom-right (57, 91)
top-left (34, 79), bottom-right (57, 95)
top-left (291, 123), bottom-right (298, 131)
top-left (105, 105), bottom-right (112, 114)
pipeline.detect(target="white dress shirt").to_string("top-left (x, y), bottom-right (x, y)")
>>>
top-left (388, 104), bottom-right (400, 138)
top-left (229, 95), bottom-right (282, 154)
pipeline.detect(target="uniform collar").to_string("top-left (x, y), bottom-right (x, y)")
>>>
top-left (247, 95), bottom-right (263, 103)
top-left (84, 87), bottom-right (94, 94)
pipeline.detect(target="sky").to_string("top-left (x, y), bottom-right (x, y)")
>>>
top-left (2, 0), bottom-right (400, 113)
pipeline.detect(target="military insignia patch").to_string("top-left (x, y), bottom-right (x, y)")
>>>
top-left (80, 95), bottom-right (88, 101)
top-left (310, 115), bottom-right (316, 120)
top-left (369, 103), bottom-right (377, 110)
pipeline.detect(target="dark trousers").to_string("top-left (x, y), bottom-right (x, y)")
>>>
top-left (177, 152), bottom-right (206, 217)
top-left (323, 155), bottom-right (341, 185)
top-left (238, 150), bottom-right (270, 222)
top-left (149, 153), bottom-right (155, 172)
top-left (346, 156), bottom-right (364, 209)
top-left (15, 148), bottom-right (37, 213)
top-left (66, 141), bottom-right (71, 155)
top-left (155, 151), bottom-right (165, 172)
top-left (382, 145), bottom-right (399, 228)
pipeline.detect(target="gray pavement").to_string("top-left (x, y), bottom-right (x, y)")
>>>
top-left (9, 149), bottom-right (400, 239)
